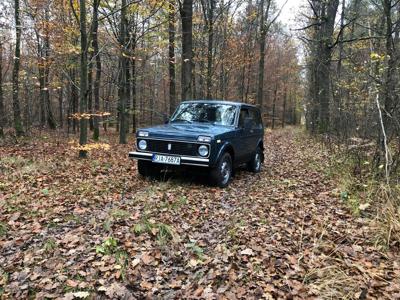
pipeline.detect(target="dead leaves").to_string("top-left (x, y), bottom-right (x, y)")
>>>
top-left (1, 129), bottom-right (399, 298)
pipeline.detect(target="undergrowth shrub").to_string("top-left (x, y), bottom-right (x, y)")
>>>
top-left (323, 138), bottom-right (400, 249)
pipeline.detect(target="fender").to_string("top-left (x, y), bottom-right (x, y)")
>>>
top-left (213, 141), bottom-right (235, 167)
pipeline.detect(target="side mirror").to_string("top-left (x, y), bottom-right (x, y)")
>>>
top-left (243, 117), bottom-right (253, 130)
top-left (164, 116), bottom-right (170, 124)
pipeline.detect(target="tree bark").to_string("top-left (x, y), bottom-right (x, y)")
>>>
top-left (282, 84), bottom-right (287, 128)
top-left (383, 0), bottom-right (396, 136)
top-left (307, 0), bottom-right (339, 133)
top-left (169, 0), bottom-right (177, 115)
top-left (92, 0), bottom-right (101, 140)
top-left (79, 0), bottom-right (88, 158)
top-left (256, 0), bottom-right (271, 111)
top-left (12, 0), bottom-right (24, 136)
top-left (88, 55), bottom-right (93, 131)
top-left (118, 0), bottom-right (128, 144)
top-left (0, 40), bottom-right (4, 137)
top-left (272, 83), bottom-right (277, 129)
top-left (180, 0), bottom-right (193, 100)
top-left (58, 86), bottom-right (63, 128)
top-left (201, 0), bottom-right (216, 99)
top-left (44, 5), bottom-right (56, 129)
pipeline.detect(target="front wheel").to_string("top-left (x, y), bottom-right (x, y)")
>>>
top-left (247, 147), bottom-right (263, 173)
top-left (210, 153), bottom-right (233, 188)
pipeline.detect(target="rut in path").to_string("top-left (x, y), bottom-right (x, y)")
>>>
top-left (1, 128), bottom-right (399, 299)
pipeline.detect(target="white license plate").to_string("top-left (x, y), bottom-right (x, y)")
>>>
top-left (152, 154), bottom-right (181, 165)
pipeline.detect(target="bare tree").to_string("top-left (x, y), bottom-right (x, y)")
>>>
top-left (118, 0), bottom-right (128, 144)
top-left (169, 0), bottom-right (177, 114)
top-left (0, 39), bottom-right (4, 137)
top-left (200, 0), bottom-right (216, 99)
top-left (92, 0), bottom-right (101, 141)
top-left (12, 0), bottom-right (24, 136)
top-left (179, 0), bottom-right (193, 100)
top-left (79, 0), bottom-right (88, 158)
top-left (306, 0), bottom-right (339, 133)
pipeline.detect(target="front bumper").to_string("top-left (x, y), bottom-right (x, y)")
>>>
top-left (128, 151), bottom-right (210, 167)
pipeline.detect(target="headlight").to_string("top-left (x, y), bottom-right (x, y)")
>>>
top-left (198, 145), bottom-right (209, 157)
top-left (138, 131), bottom-right (149, 137)
top-left (197, 136), bottom-right (212, 143)
top-left (138, 140), bottom-right (147, 150)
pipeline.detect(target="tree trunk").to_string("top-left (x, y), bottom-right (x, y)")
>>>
top-left (92, 0), bottom-right (101, 141)
top-left (201, 0), bottom-right (216, 99)
top-left (79, 0), bottom-right (88, 158)
top-left (88, 56), bottom-right (93, 131)
top-left (118, 0), bottom-right (128, 144)
top-left (282, 85), bottom-right (287, 128)
top-left (180, 0), bottom-right (193, 100)
top-left (0, 41), bottom-right (4, 137)
top-left (256, 0), bottom-right (271, 112)
top-left (169, 0), bottom-right (176, 115)
top-left (272, 83), bottom-right (277, 129)
top-left (70, 68), bottom-right (78, 133)
top-left (58, 86), bottom-right (63, 128)
top-left (383, 0), bottom-right (396, 136)
top-left (44, 6), bottom-right (56, 129)
top-left (131, 52), bottom-right (136, 132)
top-left (12, 0), bottom-right (24, 136)
top-left (307, 0), bottom-right (339, 133)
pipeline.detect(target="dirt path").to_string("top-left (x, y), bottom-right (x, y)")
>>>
top-left (1, 128), bottom-right (399, 299)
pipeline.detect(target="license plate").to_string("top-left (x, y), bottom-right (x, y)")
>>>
top-left (152, 154), bottom-right (181, 165)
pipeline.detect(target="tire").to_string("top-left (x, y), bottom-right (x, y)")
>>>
top-left (210, 152), bottom-right (233, 188)
top-left (247, 147), bottom-right (262, 173)
top-left (137, 160), bottom-right (161, 178)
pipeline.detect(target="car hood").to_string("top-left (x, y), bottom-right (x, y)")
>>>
top-left (140, 123), bottom-right (233, 141)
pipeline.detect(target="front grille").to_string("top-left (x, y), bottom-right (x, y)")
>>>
top-left (140, 139), bottom-right (206, 157)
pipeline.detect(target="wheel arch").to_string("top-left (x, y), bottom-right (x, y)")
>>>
top-left (216, 142), bottom-right (235, 165)
top-left (257, 138), bottom-right (265, 162)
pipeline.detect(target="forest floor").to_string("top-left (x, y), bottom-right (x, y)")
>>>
top-left (0, 128), bottom-right (399, 299)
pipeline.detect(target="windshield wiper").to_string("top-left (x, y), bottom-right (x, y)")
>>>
top-left (197, 119), bottom-right (213, 124)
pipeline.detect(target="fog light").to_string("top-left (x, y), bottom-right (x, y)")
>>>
top-left (198, 145), bottom-right (209, 157)
top-left (138, 140), bottom-right (147, 150)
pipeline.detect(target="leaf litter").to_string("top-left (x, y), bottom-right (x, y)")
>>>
top-left (0, 129), bottom-right (399, 299)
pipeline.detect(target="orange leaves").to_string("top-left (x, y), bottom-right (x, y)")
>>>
top-left (69, 112), bottom-right (111, 120)
top-left (70, 141), bottom-right (111, 152)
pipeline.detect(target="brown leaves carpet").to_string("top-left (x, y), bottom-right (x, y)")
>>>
top-left (0, 128), bottom-right (399, 299)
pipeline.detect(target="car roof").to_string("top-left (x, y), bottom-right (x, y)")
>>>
top-left (181, 99), bottom-right (258, 108)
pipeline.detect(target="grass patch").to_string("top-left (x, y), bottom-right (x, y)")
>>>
top-left (110, 209), bottom-right (129, 220)
top-left (132, 218), bottom-right (178, 244)
top-left (186, 242), bottom-right (204, 259)
top-left (0, 222), bottom-right (7, 237)
top-left (305, 265), bottom-right (363, 299)
top-left (0, 270), bottom-right (9, 296)
top-left (95, 237), bottom-right (119, 255)
top-left (372, 184), bottom-right (400, 248)
top-left (43, 238), bottom-right (57, 252)
top-left (321, 141), bottom-right (400, 248)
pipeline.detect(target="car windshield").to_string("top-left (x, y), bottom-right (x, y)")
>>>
top-left (170, 103), bottom-right (237, 126)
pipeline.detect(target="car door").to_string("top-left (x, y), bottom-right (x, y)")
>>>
top-left (235, 107), bottom-right (253, 163)
top-left (248, 107), bottom-right (263, 151)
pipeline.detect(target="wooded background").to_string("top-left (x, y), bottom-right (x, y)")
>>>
top-left (0, 0), bottom-right (399, 174)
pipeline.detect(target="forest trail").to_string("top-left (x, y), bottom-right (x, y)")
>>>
top-left (0, 128), bottom-right (399, 299)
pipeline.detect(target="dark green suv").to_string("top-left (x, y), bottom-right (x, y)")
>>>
top-left (129, 100), bottom-right (264, 187)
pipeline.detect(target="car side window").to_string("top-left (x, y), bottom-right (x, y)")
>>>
top-left (249, 108), bottom-right (262, 129)
top-left (239, 108), bottom-right (249, 128)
